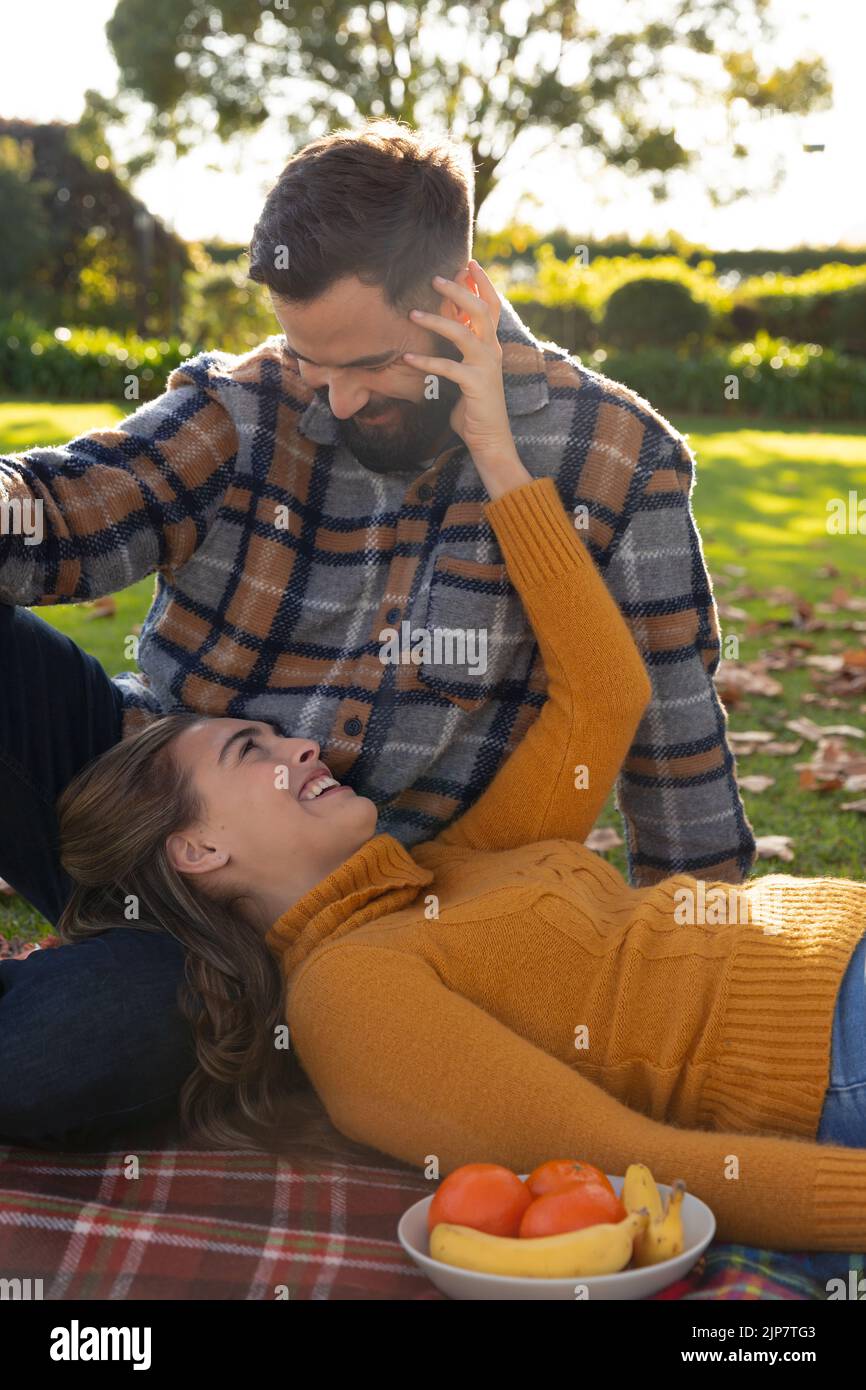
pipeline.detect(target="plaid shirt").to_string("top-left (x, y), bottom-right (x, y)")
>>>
top-left (0, 297), bottom-right (754, 884)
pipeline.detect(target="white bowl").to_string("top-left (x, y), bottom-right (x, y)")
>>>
top-left (398, 1173), bottom-right (715, 1301)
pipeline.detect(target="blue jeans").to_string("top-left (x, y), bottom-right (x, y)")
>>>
top-left (0, 602), bottom-right (196, 1148)
top-left (817, 931), bottom-right (866, 1146)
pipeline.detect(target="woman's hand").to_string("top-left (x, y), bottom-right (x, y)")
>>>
top-left (402, 259), bottom-right (533, 500)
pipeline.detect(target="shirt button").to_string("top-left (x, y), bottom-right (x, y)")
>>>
top-left (417, 483), bottom-right (433, 501)
top-left (344, 716), bottom-right (363, 736)
top-left (385, 606), bottom-right (400, 624)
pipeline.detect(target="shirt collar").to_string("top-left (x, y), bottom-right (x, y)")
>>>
top-left (264, 832), bottom-right (433, 979)
top-left (295, 294), bottom-right (549, 448)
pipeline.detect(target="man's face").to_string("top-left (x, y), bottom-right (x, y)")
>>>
top-left (269, 276), bottom-right (462, 473)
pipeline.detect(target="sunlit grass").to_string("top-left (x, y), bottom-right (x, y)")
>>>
top-left (676, 417), bottom-right (866, 597)
top-left (0, 400), bottom-right (127, 450)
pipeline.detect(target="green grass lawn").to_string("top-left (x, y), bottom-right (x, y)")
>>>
top-left (1, 403), bottom-right (864, 943)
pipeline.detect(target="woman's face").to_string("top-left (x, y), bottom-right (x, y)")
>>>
top-left (165, 718), bottom-right (379, 918)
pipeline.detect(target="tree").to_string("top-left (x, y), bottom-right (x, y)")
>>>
top-left (0, 137), bottom-right (53, 303)
top-left (0, 120), bottom-right (189, 334)
top-left (105, 0), bottom-right (832, 213)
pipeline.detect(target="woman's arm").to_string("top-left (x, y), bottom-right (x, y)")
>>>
top-left (403, 263), bottom-right (652, 854)
top-left (431, 474), bottom-right (653, 851)
top-left (289, 942), bottom-right (866, 1253)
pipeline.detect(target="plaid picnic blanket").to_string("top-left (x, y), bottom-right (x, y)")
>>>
top-left (1, 937), bottom-right (862, 1300)
top-left (1, 1127), bottom-right (862, 1300)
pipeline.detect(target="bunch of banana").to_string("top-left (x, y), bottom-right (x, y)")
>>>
top-left (622, 1163), bottom-right (687, 1267)
top-left (429, 1210), bottom-right (648, 1279)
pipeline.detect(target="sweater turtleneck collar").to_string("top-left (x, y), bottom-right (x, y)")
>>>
top-left (264, 832), bottom-right (434, 979)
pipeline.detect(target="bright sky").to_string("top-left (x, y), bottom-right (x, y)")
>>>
top-left (0, 0), bottom-right (861, 250)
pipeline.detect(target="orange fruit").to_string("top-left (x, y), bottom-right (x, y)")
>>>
top-left (428, 1163), bottom-right (532, 1238)
top-left (525, 1158), bottom-right (616, 1200)
top-left (518, 1182), bottom-right (626, 1238)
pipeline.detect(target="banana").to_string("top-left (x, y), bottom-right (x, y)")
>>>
top-left (429, 1210), bottom-right (647, 1279)
top-left (629, 1177), bottom-right (687, 1267)
top-left (622, 1164), bottom-right (687, 1267)
top-left (622, 1163), bottom-right (665, 1224)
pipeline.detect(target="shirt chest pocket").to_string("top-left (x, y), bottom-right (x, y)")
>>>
top-left (409, 550), bottom-right (537, 709)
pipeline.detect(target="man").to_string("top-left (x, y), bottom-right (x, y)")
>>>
top-left (0, 121), bottom-right (755, 1147)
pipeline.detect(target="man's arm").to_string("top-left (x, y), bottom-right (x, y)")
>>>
top-left (0, 378), bottom-right (238, 607)
top-left (598, 428), bottom-right (756, 885)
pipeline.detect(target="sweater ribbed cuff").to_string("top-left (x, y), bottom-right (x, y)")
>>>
top-left (483, 475), bottom-right (592, 592)
top-left (814, 1152), bottom-right (866, 1248)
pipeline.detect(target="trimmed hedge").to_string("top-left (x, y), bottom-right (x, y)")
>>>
top-left (475, 226), bottom-right (866, 278)
top-left (2, 318), bottom-right (864, 421)
top-left (601, 278), bottom-right (711, 349)
top-left (590, 335), bottom-right (866, 421)
top-left (503, 250), bottom-right (866, 354)
top-left (0, 316), bottom-right (198, 402)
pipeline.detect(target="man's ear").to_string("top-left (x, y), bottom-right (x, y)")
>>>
top-left (437, 264), bottom-right (475, 324)
top-left (166, 830), bottom-right (229, 878)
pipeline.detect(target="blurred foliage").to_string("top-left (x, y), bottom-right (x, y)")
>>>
top-left (589, 334), bottom-right (866, 421)
top-left (0, 314), bottom-right (197, 401)
top-left (182, 246), bottom-right (276, 351)
top-left (503, 244), bottom-right (727, 312)
top-left (2, 311), bottom-right (863, 421)
top-left (499, 245), bottom-right (866, 356)
top-left (601, 277), bottom-right (712, 349)
top-left (106, 0), bottom-right (832, 212)
top-left (0, 138), bottom-right (55, 295)
top-left (0, 121), bottom-right (188, 337)
top-left (474, 226), bottom-right (866, 276)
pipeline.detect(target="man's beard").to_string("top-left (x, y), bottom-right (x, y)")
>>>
top-left (318, 339), bottom-right (463, 474)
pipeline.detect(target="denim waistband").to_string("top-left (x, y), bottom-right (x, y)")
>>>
top-left (828, 930), bottom-right (866, 1090)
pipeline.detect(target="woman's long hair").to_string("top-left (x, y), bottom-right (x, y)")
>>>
top-left (54, 711), bottom-right (355, 1160)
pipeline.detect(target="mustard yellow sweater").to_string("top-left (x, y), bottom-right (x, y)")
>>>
top-left (266, 476), bottom-right (866, 1252)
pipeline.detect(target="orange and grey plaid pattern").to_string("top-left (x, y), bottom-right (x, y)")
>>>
top-left (0, 298), bottom-right (755, 885)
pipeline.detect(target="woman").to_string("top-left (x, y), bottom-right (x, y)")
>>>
top-left (55, 265), bottom-right (866, 1253)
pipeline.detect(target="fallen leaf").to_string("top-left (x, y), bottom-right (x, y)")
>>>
top-left (803, 693), bottom-right (854, 710)
top-left (785, 717), bottom-right (865, 742)
top-left (84, 596), bottom-right (117, 620)
top-left (804, 654), bottom-right (845, 672)
top-left (584, 827), bottom-right (624, 852)
top-left (715, 663), bottom-right (783, 701)
top-left (794, 736), bottom-right (866, 791)
top-left (746, 618), bottom-right (781, 637)
top-left (738, 775), bottom-right (775, 792)
top-left (798, 767), bottom-right (845, 792)
top-left (793, 599), bottom-right (814, 626)
top-left (755, 835), bottom-right (795, 862)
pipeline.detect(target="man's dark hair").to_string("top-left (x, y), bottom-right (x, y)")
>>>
top-left (248, 120), bottom-right (474, 310)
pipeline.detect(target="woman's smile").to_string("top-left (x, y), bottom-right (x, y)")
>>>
top-left (300, 782), bottom-right (354, 807)
top-left (296, 766), bottom-right (356, 805)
